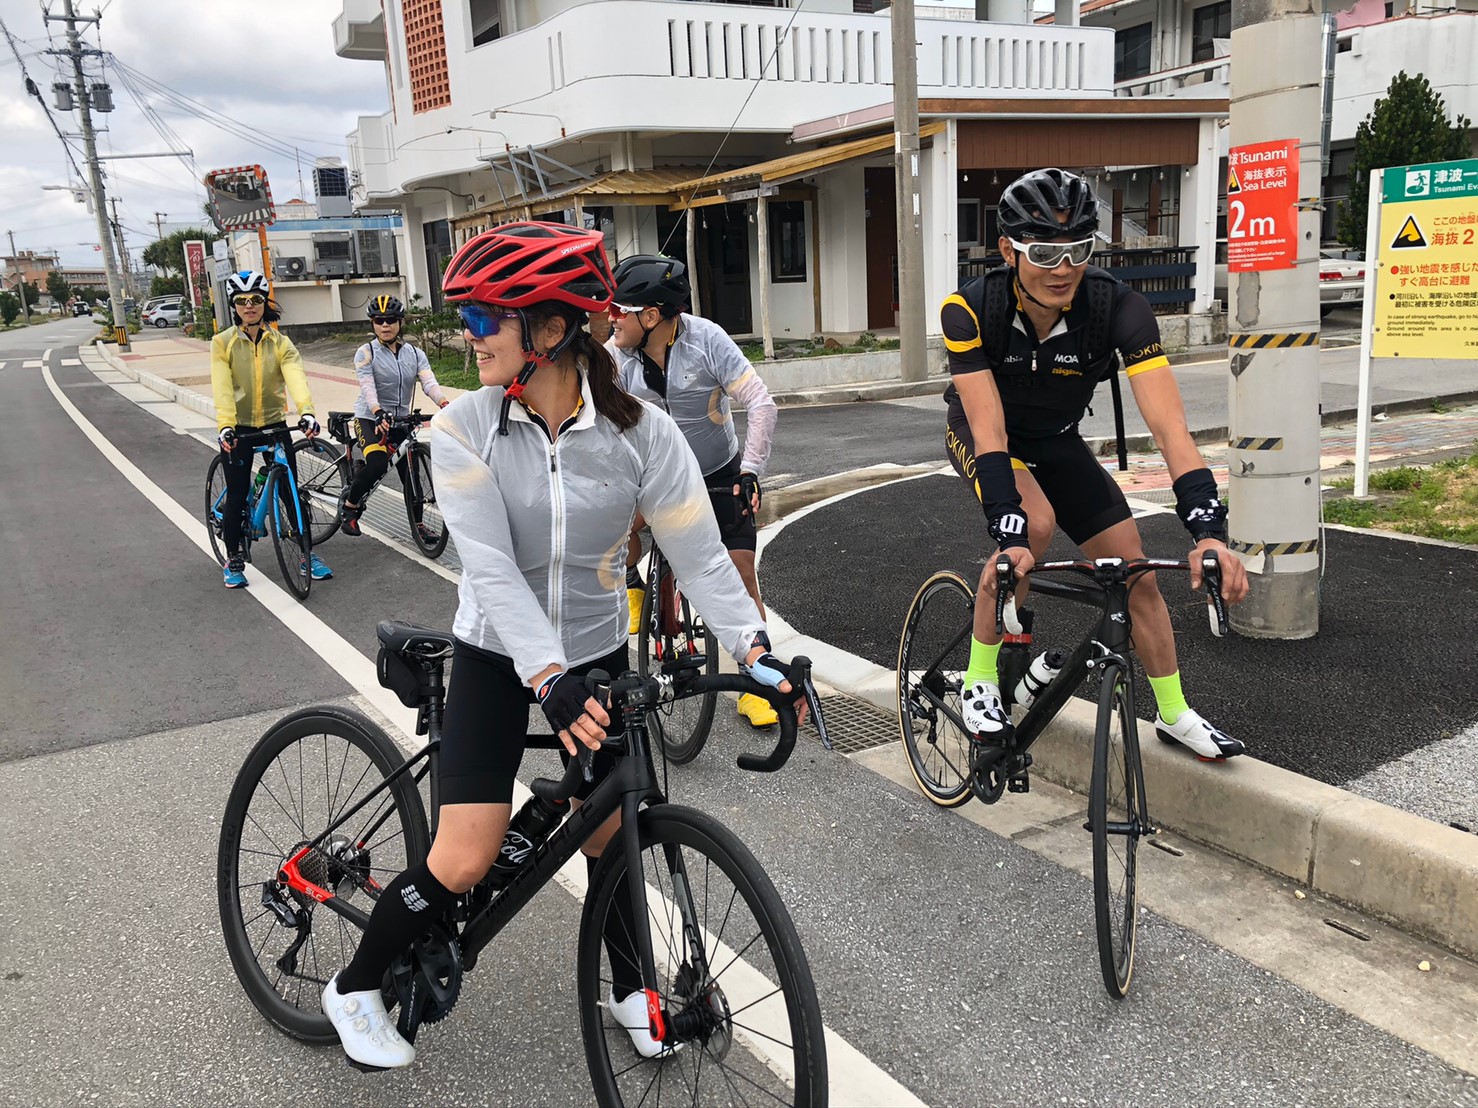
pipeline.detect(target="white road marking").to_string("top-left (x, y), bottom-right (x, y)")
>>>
top-left (43, 359), bottom-right (924, 1108)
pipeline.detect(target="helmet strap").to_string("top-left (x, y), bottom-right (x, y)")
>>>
top-left (497, 308), bottom-right (582, 435)
top-left (1011, 266), bottom-right (1059, 315)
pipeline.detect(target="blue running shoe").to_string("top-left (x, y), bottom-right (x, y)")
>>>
top-left (307, 553), bottom-right (333, 581)
top-left (223, 555), bottom-right (248, 589)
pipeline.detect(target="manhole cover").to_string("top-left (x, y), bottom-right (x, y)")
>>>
top-left (814, 694), bottom-right (898, 755)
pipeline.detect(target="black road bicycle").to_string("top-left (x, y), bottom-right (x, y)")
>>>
top-left (292, 410), bottom-right (446, 558)
top-left (897, 553), bottom-right (1228, 997)
top-left (217, 622), bottom-right (829, 1105)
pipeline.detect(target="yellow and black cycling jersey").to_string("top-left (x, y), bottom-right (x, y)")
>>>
top-left (210, 325), bottom-right (315, 432)
top-left (941, 273), bottom-right (1169, 440)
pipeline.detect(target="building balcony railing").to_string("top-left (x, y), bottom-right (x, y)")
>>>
top-left (1115, 55), bottom-right (1228, 99)
top-left (334, 0), bottom-right (386, 61)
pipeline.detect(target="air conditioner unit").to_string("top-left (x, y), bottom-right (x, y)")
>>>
top-left (314, 165), bottom-right (353, 219)
top-left (312, 232), bottom-right (354, 279)
top-left (353, 229), bottom-right (398, 277)
top-left (315, 259), bottom-right (353, 278)
top-left (278, 256), bottom-right (308, 279)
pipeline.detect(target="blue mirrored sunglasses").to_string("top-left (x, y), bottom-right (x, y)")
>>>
top-left (458, 304), bottom-right (520, 339)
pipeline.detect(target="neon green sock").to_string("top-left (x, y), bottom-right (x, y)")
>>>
top-left (1148, 671), bottom-right (1191, 725)
top-left (965, 637), bottom-right (1002, 689)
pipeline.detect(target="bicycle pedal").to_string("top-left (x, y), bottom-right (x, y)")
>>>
top-left (344, 1057), bottom-right (392, 1074)
top-left (1007, 771), bottom-right (1031, 794)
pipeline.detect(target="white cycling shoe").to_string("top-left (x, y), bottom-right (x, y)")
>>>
top-left (961, 681), bottom-right (1011, 741)
top-left (323, 973), bottom-right (416, 1070)
top-left (1154, 709), bottom-right (1246, 762)
top-left (608, 989), bottom-right (683, 1059)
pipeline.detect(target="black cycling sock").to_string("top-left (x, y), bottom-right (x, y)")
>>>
top-left (336, 862), bottom-right (456, 995)
top-left (588, 854), bottom-right (642, 1001)
top-left (626, 566), bottom-right (644, 590)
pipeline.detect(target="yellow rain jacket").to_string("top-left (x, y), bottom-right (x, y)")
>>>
top-left (210, 325), bottom-right (316, 431)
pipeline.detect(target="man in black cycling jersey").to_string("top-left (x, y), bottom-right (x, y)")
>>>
top-left (942, 168), bottom-right (1249, 761)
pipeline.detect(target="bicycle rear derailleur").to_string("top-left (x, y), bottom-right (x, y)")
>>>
top-left (381, 920), bottom-right (463, 1044)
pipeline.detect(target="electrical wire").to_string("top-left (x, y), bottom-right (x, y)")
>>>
top-left (0, 13), bottom-right (89, 186)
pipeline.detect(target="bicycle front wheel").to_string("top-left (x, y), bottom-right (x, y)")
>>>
top-left (897, 571), bottom-right (976, 808)
top-left (266, 466), bottom-right (312, 600)
top-left (292, 438), bottom-right (350, 546)
top-left (578, 805), bottom-right (827, 1107)
top-left (216, 706), bottom-right (430, 1042)
top-left (636, 569), bottom-right (718, 764)
top-left (205, 453), bottom-right (230, 567)
top-left (1090, 663), bottom-right (1147, 998)
top-left (403, 442), bottom-right (448, 559)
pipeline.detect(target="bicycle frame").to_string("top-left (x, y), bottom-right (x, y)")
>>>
top-left (210, 432), bottom-right (309, 548)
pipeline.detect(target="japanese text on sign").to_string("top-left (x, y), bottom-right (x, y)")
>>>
top-left (1227, 139), bottom-right (1299, 273)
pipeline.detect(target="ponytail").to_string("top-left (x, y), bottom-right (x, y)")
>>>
top-left (580, 328), bottom-right (643, 431)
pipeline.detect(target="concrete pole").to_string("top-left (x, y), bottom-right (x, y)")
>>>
top-left (59, 0), bottom-right (129, 350)
top-left (756, 195), bottom-right (774, 359)
top-left (1226, 0), bottom-right (1323, 638)
top-left (5, 230), bottom-right (33, 325)
top-left (684, 205), bottom-right (701, 317)
top-left (108, 198), bottom-right (134, 300)
top-left (892, 0), bottom-right (927, 382)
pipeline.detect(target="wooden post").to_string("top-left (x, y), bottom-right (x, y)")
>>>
top-left (684, 204), bottom-right (701, 317)
top-left (809, 192), bottom-right (822, 338)
top-left (756, 194), bottom-right (773, 359)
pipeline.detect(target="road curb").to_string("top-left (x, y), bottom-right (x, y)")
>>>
top-left (758, 478), bottom-right (1478, 960)
top-left (90, 339), bottom-right (214, 420)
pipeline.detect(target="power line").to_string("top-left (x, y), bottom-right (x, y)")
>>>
top-left (0, 12), bottom-right (88, 186)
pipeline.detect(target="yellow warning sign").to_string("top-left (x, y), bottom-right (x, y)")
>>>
top-left (1227, 165), bottom-right (1242, 194)
top-left (1390, 214), bottom-right (1428, 249)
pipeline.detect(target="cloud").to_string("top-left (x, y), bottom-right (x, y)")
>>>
top-left (3, 0), bottom-right (388, 268)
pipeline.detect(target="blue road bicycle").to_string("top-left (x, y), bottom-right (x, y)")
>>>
top-left (206, 427), bottom-right (316, 600)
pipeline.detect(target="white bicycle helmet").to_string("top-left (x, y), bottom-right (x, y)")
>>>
top-left (226, 270), bottom-right (270, 298)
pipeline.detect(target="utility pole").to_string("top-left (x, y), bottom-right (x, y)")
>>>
top-left (47, 0), bottom-right (129, 349)
top-left (891, 0), bottom-right (927, 382)
top-left (1225, 0), bottom-right (1323, 638)
top-left (5, 230), bottom-right (33, 326)
top-left (108, 197), bottom-right (134, 300)
top-left (154, 211), bottom-right (167, 241)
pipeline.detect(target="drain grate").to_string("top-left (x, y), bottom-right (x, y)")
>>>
top-left (814, 694), bottom-right (899, 754)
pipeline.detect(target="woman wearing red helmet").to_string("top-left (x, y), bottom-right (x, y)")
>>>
top-left (320, 222), bottom-right (801, 1070)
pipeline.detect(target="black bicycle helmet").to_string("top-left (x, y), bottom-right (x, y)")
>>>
top-left (367, 294), bottom-right (405, 319)
top-left (611, 254), bottom-right (689, 316)
top-left (998, 169), bottom-right (1100, 241)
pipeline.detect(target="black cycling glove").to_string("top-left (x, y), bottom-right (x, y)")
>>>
top-left (218, 427), bottom-right (237, 452)
top-left (536, 672), bottom-right (596, 735)
top-left (1173, 468), bottom-right (1228, 543)
top-left (739, 471), bottom-right (762, 515)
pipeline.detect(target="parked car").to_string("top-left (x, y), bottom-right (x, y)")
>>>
top-left (1318, 248), bottom-right (1365, 316)
top-left (71, 301), bottom-right (93, 317)
top-left (142, 299), bottom-right (183, 328)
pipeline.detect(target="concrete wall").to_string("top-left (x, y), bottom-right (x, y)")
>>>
top-left (817, 164), bottom-right (871, 334)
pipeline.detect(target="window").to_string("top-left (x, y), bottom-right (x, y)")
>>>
top-left (1114, 23), bottom-right (1153, 82)
top-left (769, 201), bottom-right (807, 282)
top-left (852, 0), bottom-right (874, 10)
top-left (958, 199), bottom-right (983, 246)
top-left (1384, 1), bottom-right (1394, 16)
top-left (470, 0), bottom-right (500, 46)
top-left (1192, 1), bottom-right (1231, 63)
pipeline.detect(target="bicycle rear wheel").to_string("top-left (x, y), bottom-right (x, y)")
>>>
top-left (205, 454), bottom-right (231, 567)
top-left (216, 706), bottom-right (430, 1042)
top-left (578, 805), bottom-right (827, 1107)
top-left (403, 442), bottom-right (448, 559)
top-left (636, 566), bottom-right (718, 764)
top-left (1090, 662), bottom-right (1147, 998)
top-left (897, 571), bottom-right (976, 808)
top-left (292, 438), bottom-right (350, 546)
top-left (266, 466), bottom-right (312, 600)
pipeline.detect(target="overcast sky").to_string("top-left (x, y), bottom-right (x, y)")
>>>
top-left (1, 0), bottom-right (389, 269)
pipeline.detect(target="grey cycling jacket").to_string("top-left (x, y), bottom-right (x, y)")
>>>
top-left (611, 313), bottom-right (777, 478)
top-left (430, 370), bottom-right (767, 685)
top-left (353, 338), bottom-right (447, 418)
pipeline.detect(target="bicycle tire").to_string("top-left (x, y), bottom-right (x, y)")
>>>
top-left (1090, 662), bottom-right (1145, 999)
top-left (266, 465), bottom-right (312, 600)
top-left (216, 705), bottom-right (430, 1043)
top-left (636, 567), bottom-right (718, 764)
top-left (577, 804), bottom-right (827, 1107)
top-left (292, 438), bottom-right (350, 547)
top-left (403, 442), bottom-right (449, 559)
top-left (897, 571), bottom-right (976, 808)
top-left (205, 453), bottom-right (231, 567)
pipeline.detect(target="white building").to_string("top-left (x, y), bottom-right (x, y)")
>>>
top-left (335, 0), bottom-right (1226, 354)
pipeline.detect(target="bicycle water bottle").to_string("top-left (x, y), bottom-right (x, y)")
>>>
top-left (483, 794), bottom-right (568, 890)
top-left (1014, 649), bottom-right (1066, 711)
top-left (252, 469), bottom-right (268, 497)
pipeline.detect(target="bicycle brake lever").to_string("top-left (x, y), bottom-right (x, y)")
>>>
top-left (994, 555), bottom-right (1022, 636)
top-left (798, 667), bottom-right (831, 751)
top-left (1201, 552), bottom-right (1228, 638)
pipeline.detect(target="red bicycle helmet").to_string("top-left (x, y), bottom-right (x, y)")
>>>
top-left (441, 221), bottom-right (615, 311)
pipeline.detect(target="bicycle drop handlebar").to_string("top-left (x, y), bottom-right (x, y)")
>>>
top-left (994, 552), bottom-right (1229, 638)
top-left (529, 659), bottom-right (819, 805)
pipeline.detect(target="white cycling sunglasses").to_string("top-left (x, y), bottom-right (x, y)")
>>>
top-left (1009, 237), bottom-right (1096, 268)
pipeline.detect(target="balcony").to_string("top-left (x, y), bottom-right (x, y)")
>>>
top-left (1116, 55), bottom-right (1228, 100)
top-left (334, 0), bottom-right (386, 61)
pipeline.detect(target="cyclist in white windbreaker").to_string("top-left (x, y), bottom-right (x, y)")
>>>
top-left (318, 222), bottom-right (803, 1072)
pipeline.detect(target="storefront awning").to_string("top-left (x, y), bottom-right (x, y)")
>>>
top-left (453, 166), bottom-right (705, 231)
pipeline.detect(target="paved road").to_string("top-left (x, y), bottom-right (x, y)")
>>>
top-left (2, 338), bottom-right (1476, 1106)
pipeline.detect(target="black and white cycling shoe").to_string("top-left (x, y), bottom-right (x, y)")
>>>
top-left (961, 681), bottom-right (1011, 741)
top-left (322, 973), bottom-right (415, 1070)
top-left (1155, 709), bottom-right (1246, 761)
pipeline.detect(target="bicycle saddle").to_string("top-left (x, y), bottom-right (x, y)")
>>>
top-left (376, 620), bottom-right (455, 659)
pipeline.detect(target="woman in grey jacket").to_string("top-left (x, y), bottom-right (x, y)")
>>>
top-left (320, 222), bottom-right (800, 1070)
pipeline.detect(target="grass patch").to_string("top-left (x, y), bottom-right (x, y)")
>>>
top-left (1323, 450), bottom-right (1478, 544)
top-left (429, 348), bottom-right (480, 392)
top-left (740, 332), bottom-right (901, 363)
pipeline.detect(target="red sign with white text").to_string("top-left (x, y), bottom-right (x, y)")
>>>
top-left (183, 240), bottom-right (207, 310)
top-left (1227, 139), bottom-right (1299, 272)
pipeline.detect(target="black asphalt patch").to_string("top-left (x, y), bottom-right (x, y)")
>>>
top-left (0, 355), bottom-right (348, 764)
top-left (762, 472), bottom-right (1478, 785)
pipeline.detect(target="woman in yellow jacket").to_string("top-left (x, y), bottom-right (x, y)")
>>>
top-left (211, 271), bottom-right (332, 588)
